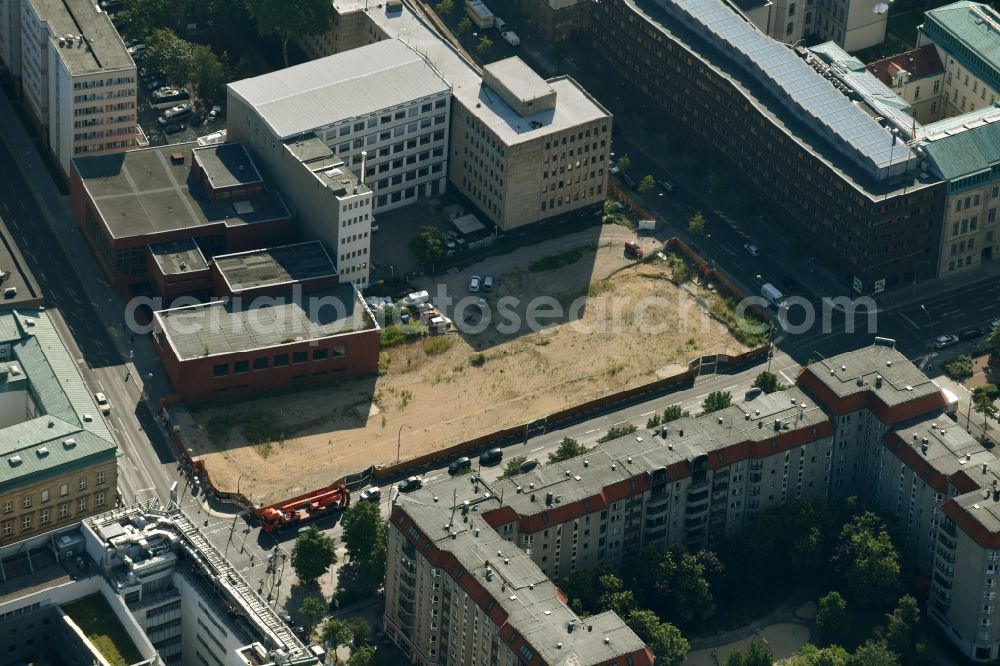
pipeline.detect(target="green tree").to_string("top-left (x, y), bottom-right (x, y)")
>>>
top-left (291, 525), bottom-right (338, 584)
top-left (816, 591), bottom-right (849, 645)
top-left (884, 595), bottom-right (922, 660)
top-left (144, 29), bottom-right (193, 88)
top-left (341, 501), bottom-right (387, 589)
top-left (849, 639), bottom-right (900, 666)
top-left (625, 610), bottom-right (689, 665)
top-left (834, 512), bottom-right (900, 607)
top-left (500, 456), bottom-right (527, 479)
top-left (348, 646), bottom-right (378, 666)
top-left (973, 385), bottom-right (998, 434)
top-left (663, 405), bottom-right (688, 422)
top-left (597, 423), bottom-right (638, 444)
top-left (245, 0), bottom-right (336, 67)
top-left (597, 573), bottom-right (635, 616)
top-left (638, 175), bottom-right (656, 195)
top-left (189, 44), bottom-right (225, 103)
top-left (723, 641), bottom-right (773, 666)
top-left (790, 644), bottom-right (850, 666)
top-left (943, 355), bottom-right (973, 381)
top-left (457, 16), bottom-right (473, 34)
top-left (625, 546), bottom-right (714, 627)
top-left (688, 212), bottom-right (706, 237)
top-left (646, 413), bottom-right (663, 429)
top-left (347, 618), bottom-right (372, 647)
top-left (701, 390), bottom-right (732, 414)
top-left (476, 35), bottom-right (494, 56)
top-left (617, 154), bottom-right (631, 174)
top-left (752, 371), bottom-right (784, 394)
top-left (409, 226), bottom-right (447, 264)
top-left (435, 0), bottom-right (454, 14)
top-left (321, 618), bottom-right (353, 648)
top-left (299, 594), bottom-right (326, 633)
top-left (989, 320), bottom-right (1000, 356)
top-left (548, 437), bottom-right (587, 463)
top-left (122, 0), bottom-right (185, 39)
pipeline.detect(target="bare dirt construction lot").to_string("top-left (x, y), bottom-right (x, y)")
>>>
top-left (181, 225), bottom-right (751, 504)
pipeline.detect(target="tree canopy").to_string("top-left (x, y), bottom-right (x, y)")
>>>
top-left (638, 175), bottom-right (656, 195)
top-left (409, 226), bottom-right (447, 265)
top-left (245, 0), bottom-right (336, 67)
top-left (144, 29), bottom-right (194, 88)
top-left (500, 456), bottom-right (527, 479)
top-left (548, 437), bottom-right (587, 463)
top-left (299, 594), bottom-right (326, 632)
top-left (816, 591), bottom-right (849, 645)
top-left (723, 641), bottom-right (773, 666)
top-left (833, 512), bottom-right (900, 607)
top-left (752, 371), bottom-right (784, 394)
top-left (625, 609), bottom-right (689, 665)
top-left (291, 525), bottom-right (337, 584)
top-left (322, 618), bottom-right (354, 648)
top-left (701, 390), bottom-right (732, 414)
top-left (341, 500), bottom-right (387, 590)
top-left (688, 212), bottom-right (706, 237)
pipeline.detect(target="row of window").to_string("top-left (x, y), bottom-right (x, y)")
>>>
top-left (334, 99), bottom-right (448, 137)
top-left (336, 131), bottom-right (446, 161)
top-left (1, 493), bottom-right (106, 536)
top-left (211, 347), bottom-right (346, 377)
top-left (73, 77), bottom-right (135, 90)
top-left (2, 472), bottom-right (107, 514)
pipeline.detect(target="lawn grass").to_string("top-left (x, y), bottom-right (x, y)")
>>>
top-left (62, 594), bottom-right (143, 666)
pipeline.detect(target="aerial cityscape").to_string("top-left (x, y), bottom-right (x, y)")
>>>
top-left (0, 0), bottom-right (998, 664)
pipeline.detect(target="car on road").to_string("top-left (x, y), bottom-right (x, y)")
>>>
top-left (358, 486), bottom-right (381, 502)
top-left (624, 241), bottom-right (644, 259)
top-left (468, 275), bottom-right (482, 292)
top-left (448, 457), bottom-right (472, 475)
top-left (657, 178), bottom-right (675, 193)
top-left (623, 173), bottom-right (638, 190)
top-left (279, 611), bottom-right (293, 625)
top-left (743, 243), bottom-right (760, 257)
top-left (483, 275), bottom-right (494, 291)
top-left (94, 392), bottom-right (111, 415)
top-left (935, 334), bottom-right (960, 349)
top-left (163, 122), bottom-right (185, 135)
top-left (479, 448), bottom-right (503, 466)
top-left (399, 476), bottom-right (422, 492)
top-left (959, 328), bottom-right (984, 341)
top-left (519, 458), bottom-right (539, 473)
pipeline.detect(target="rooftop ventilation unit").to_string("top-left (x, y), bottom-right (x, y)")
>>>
top-left (36, 447), bottom-right (48, 457)
top-left (63, 439), bottom-right (77, 449)
top-left (8, 455), bottom-right (22, 466)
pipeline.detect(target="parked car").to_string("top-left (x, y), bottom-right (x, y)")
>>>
top-left (358, 486), bottom-right (381, 502)
top-left (163, 122), bottom-right (185, 135)
top-left (624, 241), bottom-right (644, 259)
top-left (935, 334), bottom-right (959, 349)
top-left (145, 77), bottom-right (166, 92)
top-left (94, 392), bottom-right (111, 415)
top-left (468, 275), bottom-right (482, 292)
top-left (479, 448), bottom-right (503, 466)
top-left (399, 476), bottom-right (422, 492)
top-left (448, 457), bottom-right (472, 475)
top-left (483, 275), bottom-right (494, 291)
top-left (208, 105), bottom-right (222, 121)
top-left (743, 243), bottom-right (760, 257)
top-left (959, 328), bottom-right (983, 341)
top-left (518, 459), bottom-right (539, 473)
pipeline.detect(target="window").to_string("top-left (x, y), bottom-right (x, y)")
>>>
top-left (1, 521), bottom-right (9, 536)
top-left (77, 497), bottom-right (87, 512)
top-left (233, 360), bottom-right (249, 374)
top-left (786, 22), bottom-right (794, 35)
top-left (60, 484), bottom-right (68, 497)
top-left (273, 354), bottom-right (289, 367)
top-left (21, 515), bottom-right (30, 530)
top-left (96, 492), bottom-right (105, 507)
top-left (788, 2), bottom-right (795, 15)
top-left (79, 477), bottom-right (87, 491)
top-left (253, 357), bottom-right (268, 370)
top-left (313, 348), bottom-right (328, 361)
top-left (293, 351), bottom-right (308, 364)
top-left (40, 510), bottom-right (49, 524)
top-left (23, 497), bottom-right (31, 509)
top-left (212, 363), bottom-right (229, 378)
top-left (2, 501), bottom-right (9, 513)
top-left (59, 503), bottom-right (68, 518)
top-left (914, 86), bottom-right (920, 99)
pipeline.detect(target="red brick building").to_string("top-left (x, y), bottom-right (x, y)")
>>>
top-left (69, 142), bottom-right (292, 290)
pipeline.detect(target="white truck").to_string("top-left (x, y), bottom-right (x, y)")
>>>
top-left (501, 30), bottom-right (520, 46)
top-left (761, 283), bottom-right (784, 307)
top-left (403, 290), bottom-right (430, 306)
top-left (466, 0), bottom-right (494, 28)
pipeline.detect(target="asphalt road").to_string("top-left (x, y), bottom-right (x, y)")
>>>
top-left (0, 131), bottom-right (177, 506)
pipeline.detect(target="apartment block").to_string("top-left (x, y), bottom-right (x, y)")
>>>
top-left (919, 106), bottom-right (1000, 277)
top-left (0, 503), bottom-right (322, 665)
top-left (227, 39), bottom-right (451, 215)
top-left (0, 309), bottom-right (118, 548)
top-left (591, 0), bottom-right (946, 294)
top-left (295, 0), bottom-right (611, 231)
top-left (0, 0), bottom-right (136, 176)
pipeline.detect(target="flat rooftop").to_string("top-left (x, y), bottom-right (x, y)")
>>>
top-left (73, 144), bottom-right (291, 240)
top-left (33, 0), bottom-right (134, 75)
top-left (397, 478), bottom-right (649, 665)
top-left (801, 345), bottom-right (941, 408)
top-left (214, 241), bottom-right (337, 292)
top-left (148, 238), bottom-right (209, 276)
top-left (228, 39), bottom-right (452, 139)
top-left (340, 0), bottom-right (610, 145)
top-left (192, 143), bottom-right (263, 190)
top-left (155, 284), bottom-right (375, 360)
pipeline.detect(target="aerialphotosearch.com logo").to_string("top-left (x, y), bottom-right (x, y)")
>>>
top-left (122, 284), bottom-right (881, 341)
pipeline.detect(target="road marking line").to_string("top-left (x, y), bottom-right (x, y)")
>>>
top-left (899, 312), bottom-right (920, 329)
top-left (641, 410), bottom-right (655, 416)
top-left (723, 385), bottom-right (738, 391)
top-left (530, 446), bottom-right (544, 452)
top-left (613, 420), bottom-right (627, 426)
top-left (981, 306), bottom-right (994, 312)
top-left (135, 487), bottom-right (154, 494)
top-left (584, 429), bottom-right (598, 434)
top-left (779, 371), bottom-right (793, 384)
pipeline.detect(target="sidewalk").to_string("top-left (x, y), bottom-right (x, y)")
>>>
top-left (0, 92), bottom-right (176, 408)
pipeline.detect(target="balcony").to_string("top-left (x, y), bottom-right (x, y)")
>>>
top-left (933, 573), bottom-right (953, 590)
top-left (688, 488), bottom-right (710, 504)
top-left (400, 572), bottom-right (415, 588)
top-left (399, 598), bottom-right (414, 614)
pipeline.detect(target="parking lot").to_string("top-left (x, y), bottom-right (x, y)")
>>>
top-left (136, 79), bottom-right (225, 147)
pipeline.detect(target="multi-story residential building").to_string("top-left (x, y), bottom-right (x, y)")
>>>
top-left (386, 481), bottom-right (654, 666)
top-left (867, 45), bottom-right (946, 125)
top-left (591, 0), bottom-right (945, 294)
top-left (392, 344), bottom-right (1000, 661)
top-left (919, 106), bottom-right (1000, 276)
top-left (228, 39), bottom-right (451, 215)
top-left (0, 0), bottom-right (136, 176)
top-left (296, 0), bottom-right (612, 231)
top-left (0, 503), bottom-right (323, 665)
top-left (0, 308), bottom-right (118, 547)
top-left (919, 2), bottom-right (1000, 119)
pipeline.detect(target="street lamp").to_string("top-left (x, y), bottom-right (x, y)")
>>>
top-left (397, 423), bottom-right (413, 464)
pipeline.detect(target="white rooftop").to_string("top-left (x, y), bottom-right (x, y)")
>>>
top-left (346, 0), bottom-right (610, 144)
top-left (227, 39), bottom-right (452, 139)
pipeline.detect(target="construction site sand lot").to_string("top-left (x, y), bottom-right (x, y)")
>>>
top-left (182, 226), bottom-right (751, 504)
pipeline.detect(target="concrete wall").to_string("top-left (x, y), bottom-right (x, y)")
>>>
top-left (0, 388), bottom-right (32, 428)
top-left (174, 572), bottom-right (251, 666)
